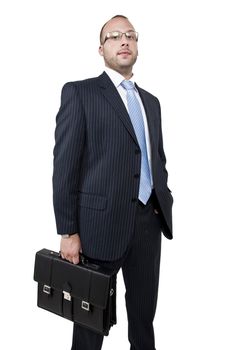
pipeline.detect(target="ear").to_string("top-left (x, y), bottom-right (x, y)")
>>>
top-left (98, 45), bottom-right (104, 56)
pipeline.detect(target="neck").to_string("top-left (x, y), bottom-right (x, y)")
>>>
top-left (106, 65), bottom-right (133, 80)
top-left (121, 71), bottom-right (133, 80)
top-left (117, 68), bottom-right (133, 80)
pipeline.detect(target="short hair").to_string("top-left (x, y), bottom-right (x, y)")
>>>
top-left (99, 15), bottom-right (128, 45)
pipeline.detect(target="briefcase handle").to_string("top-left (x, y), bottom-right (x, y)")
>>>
top-left (57, 251), bottom-right (100, 270)
top-left (79, 253), bottom-right (100, 270)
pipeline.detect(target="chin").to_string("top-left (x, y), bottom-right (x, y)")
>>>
top-left (118, 59), bottom-right (134, 67)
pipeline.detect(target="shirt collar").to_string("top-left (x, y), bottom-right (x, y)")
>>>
top-left (104, 67), bottom-right (136, 89)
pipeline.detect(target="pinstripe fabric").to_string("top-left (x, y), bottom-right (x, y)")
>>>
top-left (71, 199), bottom-right (162, 350)
top-left (53, 72), bottom-right (173, 261)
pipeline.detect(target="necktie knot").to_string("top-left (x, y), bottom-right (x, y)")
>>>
top-left (121, 80), bottom-right (135, 91)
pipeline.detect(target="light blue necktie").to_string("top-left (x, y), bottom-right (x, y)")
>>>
top-left (121, 80), bottom-right (152, 204)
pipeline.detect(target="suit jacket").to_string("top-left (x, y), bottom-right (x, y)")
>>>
top-left (53, 72), bottom-right (173, 260)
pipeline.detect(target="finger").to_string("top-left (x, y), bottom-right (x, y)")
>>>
top-left (72, 255), bottom-right (79, 264)
top-left (66, 255), bottom-right (73, 263)
top-left (61, 253), bottom-right (71, 262)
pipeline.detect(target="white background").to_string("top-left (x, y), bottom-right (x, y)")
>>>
top-left (1, 0), bottom-right (233, 349)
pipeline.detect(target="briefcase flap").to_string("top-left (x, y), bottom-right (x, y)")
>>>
top-left (34, 249), bottom-right (114, 310)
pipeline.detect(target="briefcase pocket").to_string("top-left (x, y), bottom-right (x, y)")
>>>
top-left (37, 283), bottom-right (63, 316)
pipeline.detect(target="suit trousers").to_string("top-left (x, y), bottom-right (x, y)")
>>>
top-left (71, 196), bottom-right (162, 350)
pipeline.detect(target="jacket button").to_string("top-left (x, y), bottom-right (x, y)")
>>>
top-left (134, 174), bottom-right (140, 178)
top-left (132, 198), bottom-right (137, 202)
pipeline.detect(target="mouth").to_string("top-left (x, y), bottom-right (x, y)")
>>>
top-left (117, 50), bottom-right (131, 56)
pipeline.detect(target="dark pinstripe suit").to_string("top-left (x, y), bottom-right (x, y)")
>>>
top-left (53, 72), bottom-right (173, 259)
top-left (52, 71), bottom-right (173, 349)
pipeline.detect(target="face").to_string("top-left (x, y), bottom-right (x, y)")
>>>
top-left (99, 17), bottom-right (138, 77)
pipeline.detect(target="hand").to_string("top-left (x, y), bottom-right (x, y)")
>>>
top-left (60, 233), bottom-right (82, 264)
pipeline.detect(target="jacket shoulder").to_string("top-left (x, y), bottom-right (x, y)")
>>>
top-left (61, 76), bottom-right (100, 91)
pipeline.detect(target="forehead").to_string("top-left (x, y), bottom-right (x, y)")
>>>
top-left (103, 18), bottom-right (135, 35)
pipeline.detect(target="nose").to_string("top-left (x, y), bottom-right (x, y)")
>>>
top-left (121, 36), bottom-right (129, 47)
top-left (121, 41), bottom-right (129, 47)
top-left (120, 35), bottom-right (129, 47)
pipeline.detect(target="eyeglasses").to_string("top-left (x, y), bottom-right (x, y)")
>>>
top-left (103, 31), bottom-right (139, 44)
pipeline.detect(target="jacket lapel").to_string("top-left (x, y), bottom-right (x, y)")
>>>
top-left (97, 72), bottom-right (159, 152)
top-left (136, 84), bottom-right (159, 157)
top-left (97, 72), bottom-right (139, 146)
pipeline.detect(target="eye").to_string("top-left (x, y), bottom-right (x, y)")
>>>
top-left (111, 31), bottom-right (120, 40)
top-left (126, 32), bottom-right (137, 41)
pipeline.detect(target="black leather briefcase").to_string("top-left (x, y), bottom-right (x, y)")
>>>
top-left (34, 248), bottom-right (117, 336)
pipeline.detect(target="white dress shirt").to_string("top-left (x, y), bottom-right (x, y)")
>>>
top-left (104, 67), bottom-right (153, 186)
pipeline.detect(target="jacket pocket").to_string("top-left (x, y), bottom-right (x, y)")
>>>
top-left (77, 191), bottom-right (107, 210)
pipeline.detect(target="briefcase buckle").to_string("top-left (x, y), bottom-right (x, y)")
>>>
top-left (43, 285), bottom-right (51, 295)
top-left (63, 291), bottom-right (71, 301)
top-left (81, 300), bottom-right (90, 311)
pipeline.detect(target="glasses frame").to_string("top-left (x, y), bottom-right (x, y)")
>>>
top-left (103, 31), bottom-right (139, 44)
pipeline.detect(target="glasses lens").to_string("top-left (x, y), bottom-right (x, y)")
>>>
top-left (108, 31), bottom-right (121, 40)
top-left (104, 31), bottom-right (138, 43)
top-left (126, 31), bottom-right (138, 41)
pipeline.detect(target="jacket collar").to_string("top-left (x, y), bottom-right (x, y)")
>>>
top-left (97, 72), bottom-right (139, 145)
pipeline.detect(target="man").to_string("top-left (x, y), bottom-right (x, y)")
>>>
top-left (53, 14), bottom-right (173, 350)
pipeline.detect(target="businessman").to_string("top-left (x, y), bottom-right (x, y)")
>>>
top-left (53, 14), bottom-right (173, 350)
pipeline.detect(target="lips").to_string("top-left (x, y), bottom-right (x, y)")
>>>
top-left (117, 50), bottom-right (131, 56)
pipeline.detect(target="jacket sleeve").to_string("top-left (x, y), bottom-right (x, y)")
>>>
top-left (52, 83), bottom-right (85, 234)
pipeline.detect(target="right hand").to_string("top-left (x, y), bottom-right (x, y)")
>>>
top-left (60, 233), bottom-right (82, 264)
